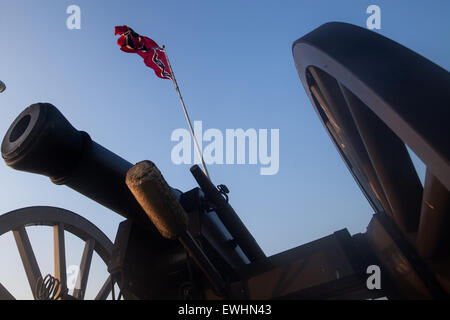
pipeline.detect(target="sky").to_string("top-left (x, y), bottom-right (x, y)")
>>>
top-left (0, 0), bottom-right (448, 299)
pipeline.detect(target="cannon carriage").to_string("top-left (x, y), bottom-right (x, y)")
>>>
top-left (0, 22), bottom-right (449, 300)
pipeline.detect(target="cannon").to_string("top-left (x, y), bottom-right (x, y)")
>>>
top-left (0, 22), bottom-right (449, 300)
top-left (1, 102), bottom-right (265, 299)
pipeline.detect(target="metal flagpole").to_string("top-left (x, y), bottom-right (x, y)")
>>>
top-left (162, 46), bottom-right (210, 179)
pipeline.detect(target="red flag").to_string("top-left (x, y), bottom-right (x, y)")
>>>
top-left (115, 25), bottom-right (173, 80)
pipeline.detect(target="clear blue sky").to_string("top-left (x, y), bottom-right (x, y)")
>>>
top-left (0, 0), bottom-right (448, 299)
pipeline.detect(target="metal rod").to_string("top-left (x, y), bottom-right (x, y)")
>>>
top-left (163, 46), bottom-right (210, 178)
top-left (179, 231), bottom-right (226, 295)
top-left (190, 165), bottom-right (266, 262)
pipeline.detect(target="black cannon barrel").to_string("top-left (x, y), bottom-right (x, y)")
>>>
top-left (1, 103), bottom-right (167, 236)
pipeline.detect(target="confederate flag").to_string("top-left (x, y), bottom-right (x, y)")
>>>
top-left (115, 25), bottom-right (173, 80)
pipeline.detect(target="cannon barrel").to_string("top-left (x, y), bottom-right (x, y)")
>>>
top-left (1, 103), bottom-right (172, 236)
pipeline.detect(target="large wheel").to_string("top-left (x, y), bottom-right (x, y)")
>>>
top-left (292, 22), bottom-right (450, 297)
top-left (0, 206), bottom-right (115, 300)
top-left (293, 22), bottom-right (449, 235)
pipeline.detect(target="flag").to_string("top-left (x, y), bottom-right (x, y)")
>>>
top-left (115, 25), bottom-right (173, 80)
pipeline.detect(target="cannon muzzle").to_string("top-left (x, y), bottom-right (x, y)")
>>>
top-left (1, 103), bottom-right (166, 234)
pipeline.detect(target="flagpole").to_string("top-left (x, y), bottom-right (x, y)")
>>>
top-left (162, 46), bottom-right (210, 179)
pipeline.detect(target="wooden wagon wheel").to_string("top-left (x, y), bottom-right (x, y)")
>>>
top-left (293, 22), bottom-right (449, 237)
top-left (0, 206), bottom-right (115, 300)
top-left (293, 22), bottom-right (449, 298)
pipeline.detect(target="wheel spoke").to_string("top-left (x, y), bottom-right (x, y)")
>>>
top-left (53, 223), bottom-right (67, 294)
top-left (13, 226), bottom-right (42, 298)
top-left (0, 282), bottom-right (15, 300)
top-left (417, 169), bottom-right (450, 258)
top-left (95, 276), bottom-right (112, 300)
top-left (73, 239), bottom-right (95, 299)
